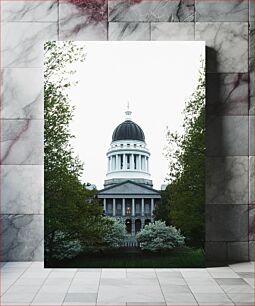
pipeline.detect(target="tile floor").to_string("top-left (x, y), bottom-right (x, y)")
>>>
top-left (0, 262), bottom-right (254, 305)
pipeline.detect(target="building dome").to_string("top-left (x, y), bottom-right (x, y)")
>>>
top-left (112, 120), bottom-right (145, 142)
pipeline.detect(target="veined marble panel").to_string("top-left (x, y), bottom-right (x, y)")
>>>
top-left (206, 156), bottom-right (249, 205)
top-left (0, 214), bottom-right (43, 261)
top-left (109, 22), bottom-right (150, 40)
top-left (205, 242), bottom-right (227, 263)
top-left (250, 0), bottom-right (254, 21)
top-left (206, 73), bottom-right (248, 116)
top-left (108, 0), bottom-right (194, 22)
top-left (249, 116), bottom-right (254, 155)
top-left (1, 119), bottom-right (43, 165)
top-left (227, 242), bottom-right (249, 262)
top-left (151, 22), bottom-right (194, 40)
top-left (206, 204), bottom-right (248, 241)
top-left (59, 2), bottom-right (107, 40)
top-left (248, 204), bottom-right (254, 241)
top-left (206, 116), bottom-right (248, 156)
top-left (249, 71), bottom-right (254, 115)
top-left (1, 22), bottom-right (58, 68)
top-left (1, 68), bottom-right (43, 119)
top-left (1, 0), bottom-right (58, 22)
top-left (249, 24), bottom-right (254, 114)
top-left (1, 165), bottom-right (43, 214)
top-left (195, 22), bottom-right (248, 73)
top-left (249, 241), bottom-right (254, 260)
top-left (196, 0), bottom-right (248, 22)
top-left (249, 156), bottom-right (254, 206)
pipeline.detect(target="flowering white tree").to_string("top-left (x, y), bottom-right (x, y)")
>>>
top-left (103, 217), bottom-right (127, 248)
top-left (136, 220), bottom-right (185, 252)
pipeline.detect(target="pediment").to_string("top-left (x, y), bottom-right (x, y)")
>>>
top-left (98, 181), bottom-right (160, 196)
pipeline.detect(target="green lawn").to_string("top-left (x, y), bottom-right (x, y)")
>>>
top-left (47, 247), bottom-right (205, 268)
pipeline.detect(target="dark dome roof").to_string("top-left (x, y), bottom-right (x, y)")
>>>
top-left (112, 120), bottom-right (145, 142)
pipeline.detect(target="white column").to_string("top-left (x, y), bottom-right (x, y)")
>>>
top-left (103, 198), bottom-right (106, 212)
top-left (141, 198), bottom-right (144, 217)
top-left (151, 198), bottom-right (154, 215)
top-left (114, 155), bottom-right (117, 170)
top-left (108, 157), bottom-right (110, 171)
top-left (122, 198), bottom-right (125, 216)
top-left (110, 156), bottom-right (112, 171)
top-left (117, 155), bottom-right (119, 170)
top-left (113, 198), bottom-right (116, 216)
top-left (131, 154), bottom-right (134, 170)
top-left (132, 198), bottom-right (135, 216)
top-left (123, 154), bottom-right (126, 170)
top-left (147, 157), bottom-right (149, 172)
top-left (138, 155), bottom-right (141, 170)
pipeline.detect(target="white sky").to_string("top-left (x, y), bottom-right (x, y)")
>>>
top-left (68, 41), bottom-right (205, 190)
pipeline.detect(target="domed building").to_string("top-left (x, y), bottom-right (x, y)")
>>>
top-left (97, 107), bottom-right (161, 238)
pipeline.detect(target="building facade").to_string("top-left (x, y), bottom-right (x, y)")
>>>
top-left (97, 108), bottom-right (161, 237)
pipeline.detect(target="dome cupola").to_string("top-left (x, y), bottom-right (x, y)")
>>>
top-left (112, 120), bottom-right (145, 142)
top-left (104, 104), bottom-right (152, 188)
top-left (112, 106), bottom-right (145, 142)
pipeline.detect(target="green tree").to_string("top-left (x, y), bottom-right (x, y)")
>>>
top-left (44, 42), bottom-right (105, 262)
top-left (155, 63), bottom-right (205, 247)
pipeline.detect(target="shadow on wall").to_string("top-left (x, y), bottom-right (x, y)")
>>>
top-left (205, 45), bottom-right (250, 266)
top-left (205, 46), bottom-right (228, 266)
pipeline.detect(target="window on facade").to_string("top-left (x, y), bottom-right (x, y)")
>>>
top-left (134, 155), bottom-right (137, 170)
top-left (127, 144), bottom-right (130, 147)
top-left (108, 203), bottom-right (112, 211)
top-left (136, 203), bottom-right (141, 213)
top-left (145, 203), bottom-right (150, 213)
top-left (120, 155), bottom-right (123, 169)
top-left (127, 154), bottom-right (130, 169)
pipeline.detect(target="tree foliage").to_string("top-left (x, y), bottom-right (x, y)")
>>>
top-left (44, 42), bottom-right (106, 262)
top-left (155, 63), bottom-right (205, 247)
top-left (102, 217), bottom-right (127, 248)
top-left (136, 221), bottom-right (185, 252)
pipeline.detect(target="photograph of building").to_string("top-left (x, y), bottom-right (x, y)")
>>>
top-left (44, 41), bottom-right (206, 267)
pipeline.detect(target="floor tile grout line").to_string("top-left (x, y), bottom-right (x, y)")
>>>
top-left (179, 269), bottom-right (206, 306)
top-left (95, 268), bottom-right (102, 306)
top-left (154, 268), bottom-right (167, 306)
top-left (1, 261), bottom-right (33, 296)
top-left (61, 268), bottom-right (78, 305)
top-left (29, 266), bottom-right (53, 305)
top-left (206, 267), bottom-right (242, 305)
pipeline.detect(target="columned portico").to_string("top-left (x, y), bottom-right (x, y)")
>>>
top-left (113, 198), bottom-right (116, 216)
top-left (132, 198), bottom-right (135, 217)
top-left (141, 198), bottom-right (144, 217)
top-left (99, 192), bottom-right (160, 236)
top-left (122, 198), bottom-right (125, 216)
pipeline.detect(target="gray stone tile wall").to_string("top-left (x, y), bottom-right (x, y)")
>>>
top-left (0, 0), bottom-right (253, 263)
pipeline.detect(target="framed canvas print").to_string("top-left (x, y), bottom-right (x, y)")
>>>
top-left (44, 41), bottom-right (205, 268)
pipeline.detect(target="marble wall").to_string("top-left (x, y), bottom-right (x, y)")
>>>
top-left (1, 0), bottom-right (253, 263)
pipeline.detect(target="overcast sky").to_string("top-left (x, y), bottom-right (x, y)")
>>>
top-left (68, 41), bottom-right (205, 190)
